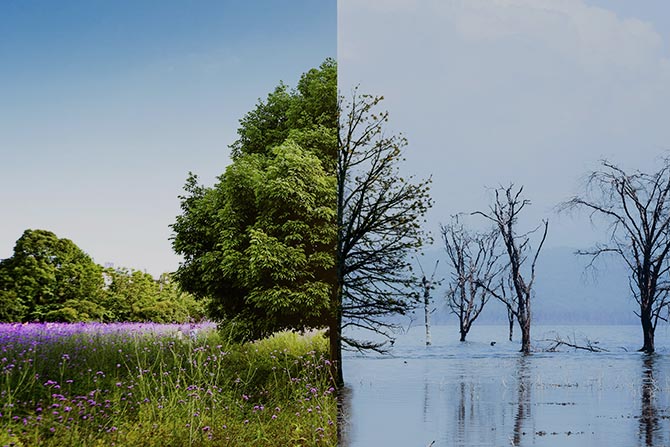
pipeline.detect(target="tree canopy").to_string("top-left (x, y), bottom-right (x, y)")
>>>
top-left (172, 59), bottom-right (337, 339)
top-left (0, 229), bottom-right (205, 323)
top-left (172, 61), bottom-right (433, 386)
top-left (0, 229), bottom-right (103, 321)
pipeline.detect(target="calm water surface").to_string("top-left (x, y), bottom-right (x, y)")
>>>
top-left (341, 325), bottom-right (670, 447)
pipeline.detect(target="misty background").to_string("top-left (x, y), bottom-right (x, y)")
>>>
top-left (339, 0), bottom-right (670, 325)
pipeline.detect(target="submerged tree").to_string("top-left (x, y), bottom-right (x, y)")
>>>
top-left (417, 259), bottom-right (439, 346)
top-left (474, 185), bottom-right (548, 353)
top-left (562, 159), bottom-right (670, 353)
top-left (500, 275), bottom-right (516, 341)
top-left (441, 216), bottom-right (500, 342)
top-left (334, 91), bottom-right (432, 384)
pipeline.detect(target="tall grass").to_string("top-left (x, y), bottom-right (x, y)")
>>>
top-left (0, 323), bottom-right (336, 446)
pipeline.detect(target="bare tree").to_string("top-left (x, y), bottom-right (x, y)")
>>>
top-left (332, 90), bottom-right (432, 385)
top-left (499, 273), bottom-right (516, 341)
top-left (441, 216), bottom-right (500, 342)
top-left (562, 159), bottom-right (670, 353)
top-left (474, 185), bottom-right (548, 353)
top-left (417, 259), bottom-right (440, 346)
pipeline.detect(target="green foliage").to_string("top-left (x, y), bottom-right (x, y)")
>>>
top-left (103, 269), bottom-right (208, 323)
top-left (0, 229), bottom-right (103, 322)
top-left (0, 289), bottom-right (25, 322)
top-left (103, 268), bottom-right (160, 321)
top-left (172, 60), bottom-right (337, 339)
top-left (0, 229), bottom-right (206, 324)
top-left (0, 325), bottom-right (336, 446)
top-left (230, 58), bottom-right (337, 165)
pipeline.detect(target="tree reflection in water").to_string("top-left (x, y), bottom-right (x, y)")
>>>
top-left (453, 370), bottom-right (482, 446)
top-left (513, 354), bottom-right (531, 446)
top-left (639, 354), bottom-right (660, 447)
top-left (338, 385), bottom-right (352, 446)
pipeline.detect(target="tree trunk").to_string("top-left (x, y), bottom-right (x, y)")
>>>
top-left (520, 318), bottom-right (531, 354)
top-left (459, 318), bottom-right (468, 342)
top-left (329, 314), bottom-right (344, 387)
top-left (508, 313), bottom-right (514, 341)
top-left (507, 306), bottom-right (514, 341)
top-left (329, 266), bottom-right (344, 386)
top-left (640, 308), bottom-right (655, 353)
top-left (424, 286), bottom-right (432, 346)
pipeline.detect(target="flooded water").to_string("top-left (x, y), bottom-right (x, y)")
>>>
top-left (341, 325), bottom-right (670, 447)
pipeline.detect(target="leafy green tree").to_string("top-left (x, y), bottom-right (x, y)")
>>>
top-left (0, 290), bottom-right (25, 322)
top-left (173, 145), bottom-right (335, 338)
top-left (173, 61), bottom-right (432, 387)
top-left (172, 59), bottom-right (337, 339)
top-left (102, 268), bottom-right (207, 323)
top-left (0, 229), bottom-right (103, 321)
top-left (102, 268), bottom-right (160, 322)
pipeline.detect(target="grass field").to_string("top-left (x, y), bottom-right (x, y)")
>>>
top-left (0, 322), bottom-right (336, 446)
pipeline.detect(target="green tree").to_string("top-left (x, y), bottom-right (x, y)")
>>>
top-left (0, 290), bottom-right (25, 322)
top-left (172, 60), bottom-right (337, 339)
top-left (0, 229), bottom-right (103, 321)
top-left (102, 268), bottom-right (208, 323)
top-left (146, 273), bottom-right (208, 323)
top-left (102, 268), bottom-right (160, 322)
top-left (173, 61), bottom-right (433, 387)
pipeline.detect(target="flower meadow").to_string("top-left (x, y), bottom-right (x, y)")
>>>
top-left (0, 322), bottom-right (336, 446)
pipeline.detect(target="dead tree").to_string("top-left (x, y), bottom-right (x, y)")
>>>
top-left (442, 217), bottom-right (500, 342)
top-left (334, 90), bottom-right (433, 385)
top-left (474, 185), bottom-right (548, 354)
top-left (562, 159), bottom-right (670, 353)
top-left (417, 259), bottom-right (440, 346)
top-left (543, 334), bottom-right (609, 352)
top-left (499, 273), bottom-right (516, 341)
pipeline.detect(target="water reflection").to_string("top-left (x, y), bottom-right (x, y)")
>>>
top-left (512, 354), bottom-right (532, 447)
top-left (452, 371), bottom-right (483, 446)
top-left (423, 379), bottom-right (429, 423)
top-left (342, 326), bottom-right (670, 447)
top-left (455, 376), bottom-right (468, 440)
top-left (639, 354), bottom-right (660, 447)
top-left (338, 385), bottom-right (352, 446)
top-left (446, 355), bottom-right (534, 446)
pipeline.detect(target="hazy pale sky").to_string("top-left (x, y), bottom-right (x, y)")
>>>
top-left (1, 0), bottom-right (336, 276)
top-left (339, 0), bottom-right (670, 251)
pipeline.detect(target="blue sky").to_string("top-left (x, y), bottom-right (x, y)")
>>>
top-left (0, 0), bottom-right (336, 275)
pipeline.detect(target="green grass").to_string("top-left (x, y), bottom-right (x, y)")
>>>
top-left (0, 323), bottom-right (336, 446)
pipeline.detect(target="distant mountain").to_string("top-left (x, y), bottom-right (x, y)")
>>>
top-left (416, 245), bottom-right (637, 325)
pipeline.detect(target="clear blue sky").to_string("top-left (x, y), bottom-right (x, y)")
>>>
top-left (0, 0), bottom-right (336, 276)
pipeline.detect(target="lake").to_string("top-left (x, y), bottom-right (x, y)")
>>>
top-left (341, 324), bottom-right (670, 446)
